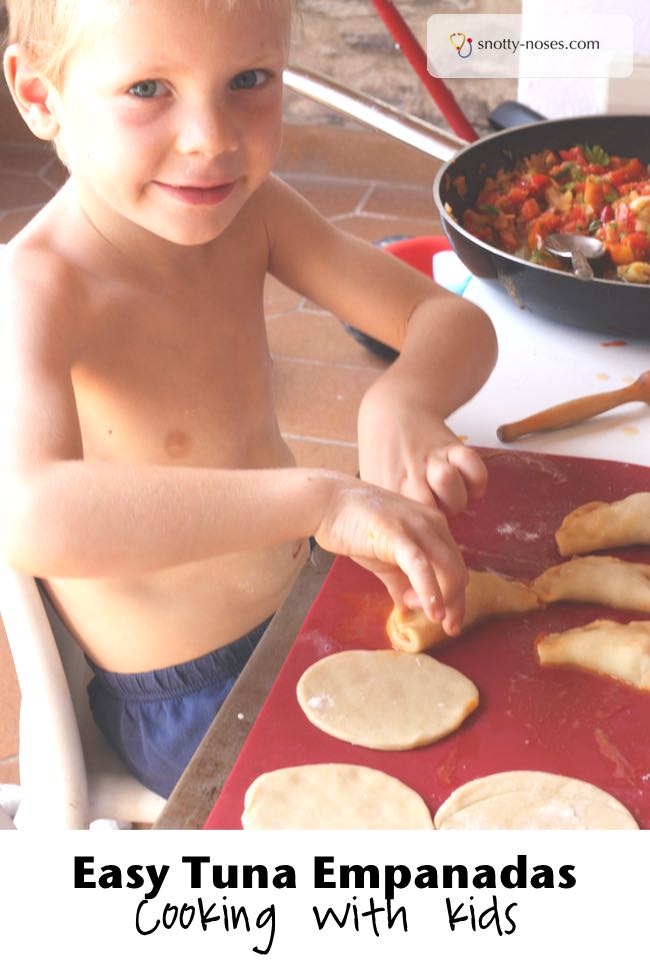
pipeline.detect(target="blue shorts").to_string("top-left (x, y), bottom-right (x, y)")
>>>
top-left (86, 616), bottom-right (272, 798)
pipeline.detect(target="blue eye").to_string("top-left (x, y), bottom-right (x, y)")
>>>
top-left (230, 69), bottom-right (269, 91)
top-left (128, 80), bottom-right (165, 98)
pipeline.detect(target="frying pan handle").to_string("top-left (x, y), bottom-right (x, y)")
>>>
top-left (488, 100), bottom-right (546, 130)
top-left (284, 68), bottom-right (550, 162)
top-left (283, 67), bottom-right (468, 162)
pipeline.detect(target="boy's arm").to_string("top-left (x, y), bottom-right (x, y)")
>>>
top-left (356, 293), bottom-right (497, 515)
top-left (264, 177), bottom-right (498, 514)
top-left (0, 255), bottom-right (467, 632)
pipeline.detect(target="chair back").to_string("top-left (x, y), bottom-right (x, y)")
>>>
top-left (0, 565), bottom-right (164, 827)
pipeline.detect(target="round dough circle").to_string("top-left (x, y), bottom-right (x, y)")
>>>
top-left (296, 649), bottom-right (479, 750)
top-left (242, 763), bottom-right (433, 829)
top-left (434, 770), bottom-right (638, 829)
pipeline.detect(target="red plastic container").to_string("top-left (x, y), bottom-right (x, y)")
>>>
top-left (381, 234), bottom-right (452, 276)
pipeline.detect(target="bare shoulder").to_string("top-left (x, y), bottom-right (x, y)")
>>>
top-left (255, 173), bottom-right (309, 208)
top-left (0, 217), bottom-right (86, 362)
top-left (254, 173), bottom-right (333, 239)
top-left (0, 213), bottom-right (85, 474)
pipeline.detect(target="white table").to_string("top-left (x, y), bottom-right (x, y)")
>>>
top-left (450, 276), bottom-right (650, 464)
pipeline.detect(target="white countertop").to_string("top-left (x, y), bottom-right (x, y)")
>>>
top-left (448, 275), bottom-right (650, 465)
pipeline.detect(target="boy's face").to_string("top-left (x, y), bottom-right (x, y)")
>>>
top-left (54, 0), bottom-right (289, 246)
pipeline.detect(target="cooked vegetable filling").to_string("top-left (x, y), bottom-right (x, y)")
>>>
top-left (462, 144), bottom-right (650, 283)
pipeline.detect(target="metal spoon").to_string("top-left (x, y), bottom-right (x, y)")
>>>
top-left (544, 233), bottom-right (605, 280)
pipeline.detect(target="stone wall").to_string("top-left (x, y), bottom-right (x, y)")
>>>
top-left (287, 0), bottom-right (521, 135)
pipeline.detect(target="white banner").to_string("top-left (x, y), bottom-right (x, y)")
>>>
top-left (0, 829), bottom-right (648, 974)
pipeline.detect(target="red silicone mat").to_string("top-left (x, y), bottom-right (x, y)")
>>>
top-left (204, 449), bottom-right (650, 829)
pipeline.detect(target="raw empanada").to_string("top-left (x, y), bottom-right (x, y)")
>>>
top-left (534, 556), bottom-right (650, 612)
top-left (433, 770), bottom-right (638, 829)
top-left (555, 492), bottom-right (650, 556)
top-left (387, 569), bottom-right (541, 653)
top-left (242, 764), bottom-right (434, 829)
top-left (536, 619), bottom-right (650, 691)
top-left (296, 650), bottom-right (478, 750)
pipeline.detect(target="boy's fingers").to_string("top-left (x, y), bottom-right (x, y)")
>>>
top-left (425, 459), bottom-right (468, 516)
top-left (402, 587), bottom-right (423, 610)
top-left (369, 564), bottom-right (411, 610)
top-left (393, 538), bottom-right (445, 622)
top-left (447, 444), bottom-right (489, 500)
top-left (422, 531), bottom-right (468, 634)
top-left (400, 476), bottom-right (439, 508)
top-left (440, 592), bottom-right (465, 636)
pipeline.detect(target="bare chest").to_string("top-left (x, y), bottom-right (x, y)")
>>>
top-left (71, 264), bottom-right (278, 467)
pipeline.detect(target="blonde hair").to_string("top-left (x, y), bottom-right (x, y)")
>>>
top-left (4, 0), bottom-right (293, 87)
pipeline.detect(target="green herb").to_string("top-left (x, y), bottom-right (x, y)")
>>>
top-left (609, 221), bottom-right (619, 230)
top-left (570, 164), bottom-right (584, 181)
top-left (479, 204), bottom-right (500, 216)
top-left (556, 165), bottom-right (572, 181)
top-left (604, 189), bottom-right (618, 203)
top-left (584, 144), bottom-right (610, 166)
top-left (588, 219), bottom-right (602, 233)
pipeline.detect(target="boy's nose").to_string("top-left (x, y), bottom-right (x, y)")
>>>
top-left (175, 103), bottom-right (239, 158)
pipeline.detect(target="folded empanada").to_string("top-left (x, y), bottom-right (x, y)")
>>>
top-left (534, 556), bottom-right (650, 612)
top-left (387, 569), bottom-right (541, 653)
top-left (555, 492), bottom-right (650, 556)
top-left (536, 619), bottom-right (650, 691)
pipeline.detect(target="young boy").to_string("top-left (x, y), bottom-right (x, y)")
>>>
top-left (0, 0), bottom-right (497, 798)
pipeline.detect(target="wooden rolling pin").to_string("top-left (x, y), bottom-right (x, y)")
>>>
top-left (497, 370), bottom-right (650, 443)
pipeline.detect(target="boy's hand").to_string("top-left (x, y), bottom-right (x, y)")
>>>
top-left (314, 477), bottom-right (469, 636)
top-left (358, 387), bottom-right (487, 517)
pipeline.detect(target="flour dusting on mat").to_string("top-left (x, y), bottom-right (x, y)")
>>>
top-left (496, 522), bottom-right (541, 542)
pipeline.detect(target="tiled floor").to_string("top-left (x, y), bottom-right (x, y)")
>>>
top-left (0, 121), bottom-right (443, 789)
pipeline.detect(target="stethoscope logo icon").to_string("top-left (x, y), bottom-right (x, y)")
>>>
top-left (449, 32), bottom-right (473, 58)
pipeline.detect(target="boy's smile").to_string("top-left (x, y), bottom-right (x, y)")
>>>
top-left (152, 181), bottom-right (237, 208)
top-left (51, 0), bottom-right (289, 251)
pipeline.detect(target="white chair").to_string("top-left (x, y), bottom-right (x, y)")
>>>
top-left (0, 564), bottom-right (165, 829)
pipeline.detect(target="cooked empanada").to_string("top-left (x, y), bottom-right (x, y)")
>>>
top-left (534, 556), bottom-right (650, 612)
top-left (555, 492), bottom-right (650, 556)
top-left (536, 619), bottom-right (650, 691)
top-left (387, 569), bottom-right (541, 653)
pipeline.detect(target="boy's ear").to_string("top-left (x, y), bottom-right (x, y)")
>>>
top-left (3, 43), bottom-right (61, 141)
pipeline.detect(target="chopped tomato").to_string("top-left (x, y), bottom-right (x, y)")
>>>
top-left (528, 211), bottom-right (561, 250)
top-left (518, 198), bottom-right (541, 223)
top-left (499, 229), bottom-right (519, 251)
top-left (526, 173), bottom-right (551, 193)
top-left (559, 147), bottom-right (587, 163)
top-left (609, 158), bottom-right (644, 187)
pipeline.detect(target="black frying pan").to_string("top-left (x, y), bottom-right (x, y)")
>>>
top-left (433, 114), bottom-right (650, 337)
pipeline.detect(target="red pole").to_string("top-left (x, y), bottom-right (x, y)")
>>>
top-left (370, 0), bottom-right (479, 143)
